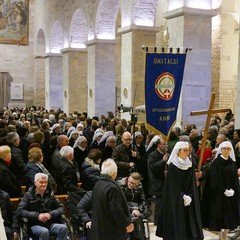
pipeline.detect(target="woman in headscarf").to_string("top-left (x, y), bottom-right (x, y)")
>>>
top-left (73, 136), bottom-right (89, 173)
top-left (156, 141), bottom-right (204, 240)
top-left (201, 141), bottom-right (240, 240)
top-left (68, 129), bottom-right (82, 147)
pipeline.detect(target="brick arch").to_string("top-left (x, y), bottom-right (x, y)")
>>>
top-left (35, 28), bottom-right (46, 56)
top-left (69, 9), bottom-right (88, 48)
top-left (49, 20), bottom-right (64, 53)
top-left (132, 0), bottom-right (158, 26)
top-left (95, 0), bottom-right (120, 39)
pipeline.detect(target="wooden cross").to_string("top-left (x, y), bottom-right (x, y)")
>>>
top-left (190, 93), bottom-right (230, 171)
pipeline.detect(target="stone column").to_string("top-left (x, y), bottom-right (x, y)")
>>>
top-left (34, 56), bottom-right (45, 107)
top-left (45, 53), bottom-right (63, 110)
top-left (118, 25), bottom-right (160, 119)
top-left (61, 48), bottom-right (88, 114)
top-left (86, 39), bottom-right (116, 117)
top-left (164, 6), bottom-right (216, 128)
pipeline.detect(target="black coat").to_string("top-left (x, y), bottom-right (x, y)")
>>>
top-left (8, 144), bottom-right (25, 183)
top-left (17, 186), bottom-right (64, 228)
top-left (0, 158), bottom-right (22, 197)
top-left (56, 157), bottom-right (80, 194)
top-left (77, 191), bottom-right (92, 225)
top-left (91, 175), bottom-right (131, 240)
top-left (147, 149), bottom-right (166, 197)
top-left (74, 147), bottom-right (89, 173)
top-left (81, 160), bottom-right (100, 191)
top-left (112, 143), bottom-right (140, 178)
top-left (201, 155), bottom-right (240, 231)
top-left (0, 190), bottom-right (18, 231)
top-left (156, 163), bottom-right (204, 240)
top-left (118, 177), bottom-right (148, 215)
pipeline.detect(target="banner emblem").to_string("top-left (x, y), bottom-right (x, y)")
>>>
top-left (155, 72), bottom-right (175, 100)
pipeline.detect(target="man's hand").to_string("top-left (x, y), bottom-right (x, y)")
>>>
top-left (13, 232), bottom-right (18, 240)
top-left (132, 209), bottom-right (141, 217)
top-left (126, 223), bottom-right (134, 233)
top-left (163, 153), bottom-right (169, 162)
top-left (131, 151), bottom-right (137, 157)
top-left (129, 162), bottom-right (135, 168)
top-left (86, 221), bottom-right (92, 228)
top-left (38, 213), bottom-right (52, 222)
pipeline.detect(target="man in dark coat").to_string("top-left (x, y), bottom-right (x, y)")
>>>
top-left (0, 189), bottom-right (19, 240)
top-left (148, 138), bottom-right (169, 225)
top-left (7, 132), bottom-right (26, 184)
top-left (112, 131), bottom-right (140, 178)
top-left (56, 146), bottom-right (82, 194)
top-left (117, 172), bottom-right (148, 218)
top-left (91, 158), bottom-right (134, 240)
top-left (17, 173), bottom-right (68, 240)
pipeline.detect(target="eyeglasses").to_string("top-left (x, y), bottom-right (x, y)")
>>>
top-left (123, 139), bottom-right (131, 141)
top-left (128, 180), bottom-right (139, 186)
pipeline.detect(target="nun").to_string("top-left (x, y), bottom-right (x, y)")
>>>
top-left (156, 141), bottom-right (204, 240)
top-left (201, 141), bottom-right (240, 240)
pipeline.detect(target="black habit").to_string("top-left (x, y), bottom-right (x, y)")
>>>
top-left (156, 162), bottom-right (204, 240)
top-left (201, 155), bottom-right (240, 231)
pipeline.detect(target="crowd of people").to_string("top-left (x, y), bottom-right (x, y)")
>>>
top-left (0, 106), bottom-right (239, 240)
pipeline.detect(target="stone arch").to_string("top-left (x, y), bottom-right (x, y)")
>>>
top-left (95, 0), bottom-right (120, 39)
top-left (49, 20), bottom-right (64, 53)
top-left (69, 9), bottom-right (88, 48)
top-left (35, 28), bottom-right (46, 56)
top-left (132, 0), bottom-right (158, 26)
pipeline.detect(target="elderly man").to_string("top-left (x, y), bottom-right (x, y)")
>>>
top-left (91, 158), bottom-right (134, 240)
top-left (17, 173), bottom-right (68, 240)
top-left (112, 131), bottom-right (140, 178)
top-left (51, 134), bottom-right (69, 180)
top-left (7, 132), bottom-right (25, 184)
top-left (56, 146), bottom-right (82, 195)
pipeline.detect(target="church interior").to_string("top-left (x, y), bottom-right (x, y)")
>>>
top-left (0, 0), bottom-right (239, 129)
top-left (1, 1), bottom-right (240, 240)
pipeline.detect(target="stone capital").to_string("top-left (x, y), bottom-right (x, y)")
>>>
top-left (44, 53), bottom-right (62, 58)
top-left (164, 6), bottom-right (217, 19)
top-left (85, 39), bottom-right (116, 47)
top-left (118, 24), bottom-right (161, 35)
top-left (60, 47), bottom-right (87, 54)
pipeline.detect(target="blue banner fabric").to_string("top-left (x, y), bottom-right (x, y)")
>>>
top-left (145, 52), bottom-right (187, 139)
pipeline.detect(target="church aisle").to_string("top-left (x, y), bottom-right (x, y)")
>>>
top-left (149, 223), bottom-right (219, 240)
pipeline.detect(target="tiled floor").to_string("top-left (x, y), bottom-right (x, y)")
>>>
top-left (149, 223), bottom-right (220, 240)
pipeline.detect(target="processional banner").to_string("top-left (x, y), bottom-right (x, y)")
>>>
top-left (145, 49), bottom-right (188, 139)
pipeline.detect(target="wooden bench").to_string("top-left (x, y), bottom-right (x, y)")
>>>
top-left (10, 194), bottom-right (69, 210)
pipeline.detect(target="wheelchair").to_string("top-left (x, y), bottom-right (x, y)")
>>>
top-left (130, 216), bottom-right (150, 240)
top-left (228, 226), bottom-right (240, 239)
top-left (19, 214), bottom-right (75, 240)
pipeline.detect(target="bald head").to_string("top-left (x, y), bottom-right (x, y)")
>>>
top-left (121, 131), bottom-right (131, 147)
top-left (57, 135), bottom-right (69, 148)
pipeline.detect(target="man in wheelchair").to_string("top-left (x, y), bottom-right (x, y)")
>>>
top-left (117, 172), bottom-right (150, 240)
top-left (17, 173), bottom-right (68, 240)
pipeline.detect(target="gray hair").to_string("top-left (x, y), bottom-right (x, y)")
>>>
top-left (7, 132), bottom-right (19, 144)
top-left (34, 173), bottom-right (48, 182)
top-left (101, 158), bottom-right (117, 176)
top-left (60, 146), bottom-right (74, 158)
